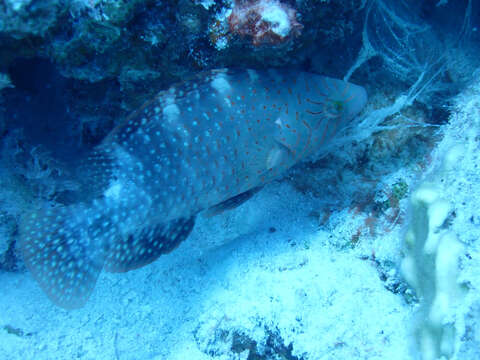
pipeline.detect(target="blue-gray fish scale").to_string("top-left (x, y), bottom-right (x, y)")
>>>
top-left (20, 68), bottom-right (367, 308)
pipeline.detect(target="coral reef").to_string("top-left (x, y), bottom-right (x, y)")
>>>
top-left (227, 0), bottom-right (303, 46)
top-left (401, 157), bottom-right (466, 360)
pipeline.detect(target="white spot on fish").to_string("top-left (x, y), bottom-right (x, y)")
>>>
top-left (211, 73), bottom-right (231, 94)
top-left (163, 103), bottom-right (180, 123)
top-left (104, 182), bottom-right (122, 200)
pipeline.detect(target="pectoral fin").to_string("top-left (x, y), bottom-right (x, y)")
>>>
top-left (205, 186), bottom-right (263, 217)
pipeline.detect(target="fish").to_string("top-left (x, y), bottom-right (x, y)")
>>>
top-left (19, 68), bottom-right (367, 309)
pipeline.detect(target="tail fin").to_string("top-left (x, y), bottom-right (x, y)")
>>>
top-left (19, 204), bottom-right (108, 309)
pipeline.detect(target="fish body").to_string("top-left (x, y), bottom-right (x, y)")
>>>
top-left (20, 69), bottom-right (367, 308)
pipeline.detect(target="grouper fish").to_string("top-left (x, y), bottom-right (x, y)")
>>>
top-left (20, 69), bottom-right (367, 309)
